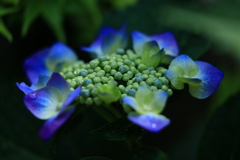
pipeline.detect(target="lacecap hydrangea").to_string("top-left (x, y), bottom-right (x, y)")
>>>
top-left (17, 26), bottom-right (223, 140)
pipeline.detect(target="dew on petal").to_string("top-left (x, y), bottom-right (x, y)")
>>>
top-left (28, 92), bottom-right (37, 99)
top-left (151, 123), bottom-right (157, 128)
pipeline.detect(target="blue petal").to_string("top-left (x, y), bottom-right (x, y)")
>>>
top-left (128, 113), bottom-right (170, 132)
top-left (16, 82), bottom-right (34, 95)
top-left (24, 48), bottom-right (51, 84)
top-left (24, 86), bottom-right (60, 119)
top-left (151, 32), bottom-right (179, 57)
top-left (61, 86), bottom-right (81, 112)
top-left (81, 27), bottom-right (119, 57)
top-left (35, 75), bottom-right (50, 89)
top-left (46, 72), bottom-right (70, 100)
top-left (38, 107), bottom-right (75, 141)
top-left (132, 31), bottom-right (150, 55)
top-left (45, 42), bottom-right (77, 71)
top-left (189, 61), bottom-right (224, 99)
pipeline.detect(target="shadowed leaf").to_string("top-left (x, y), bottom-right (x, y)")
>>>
top-left (91, 118), bottom-right (145, 141)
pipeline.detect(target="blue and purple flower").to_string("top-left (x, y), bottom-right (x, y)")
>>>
top-left (24, 42), bottom-right (77, 85)
top-left (23, 72), bottom-right (81, 140)
top-left (165, 54), bottom-right (224, 99)
top-left (122, 85), bottom-right (170, 132)
top-left (81, 26), bottom-right (127, 57)
top-left (132, 31), bottom-right (179, 59)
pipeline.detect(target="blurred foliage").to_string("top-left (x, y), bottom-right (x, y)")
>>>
top-left (197, 90), bottom-right (240, 160)
top-left (0, 0), bottom-right (138, 43)
top-left (126, 146), bottom-right (168, 160)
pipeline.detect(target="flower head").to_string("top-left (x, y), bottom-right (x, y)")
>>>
top-left (165, 54), bottom-right (224, 99)
top-left (81, 26), bottom-right (127, 57)
top-left (132, 31), bottom-right (179, 60)
top-left (122, 85), bottom-right (170, 132)
top-left (24, 42), bottom-right (77, 85)
top-left (23, 72), bottom-right (81, 140)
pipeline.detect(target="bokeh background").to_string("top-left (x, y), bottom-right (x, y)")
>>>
top-left (1, 0), bottom-right (240, 159)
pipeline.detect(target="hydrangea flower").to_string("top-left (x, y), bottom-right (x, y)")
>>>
top-left (132, 31), bottom-right (179, 58)
top-left (122, 85), bottom-right (170, 132)
top-left (81, 26), bottom-right (127, 57)
top-left (24, 42), bottom-right (77, 85)
top-left (23, 72), bottom-right (81, 140)
top-left (165, 54), bottom-right (224, 99)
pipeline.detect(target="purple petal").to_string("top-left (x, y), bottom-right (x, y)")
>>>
top-left (24, 86), bottom-right (60, 119)
top-left (150, 32), bottom-right (179, 57)
top-left (46, 72), bottom-right (70, 100)
top-left (16, 82), bottom-right (34, 95)
top-left (81, 27), bottom-right (118, 56)
top-left (61, 86), bottom-right (81, 112)
top-left (24, 48), bottom-right (51, 84)
top-left (132, 31), bottom-right (150, 55)
top-left (189, 61), bottom-right (224, 99)
top-left (45, 42), bottom-right (77, 71)
top-left (101, 26), bottom-right (127, 54)
top-left (38, 107), bottom-right (75, 141)
top-left (128, 113), bottom-right (170, 132)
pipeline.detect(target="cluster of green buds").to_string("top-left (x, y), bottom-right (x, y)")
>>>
top-left (60, 49), bottom-right (173, 107)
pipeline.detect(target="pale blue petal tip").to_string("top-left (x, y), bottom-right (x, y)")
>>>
top-left (47, 72), bottom-right (70, 99)
top-left (16, 82), bottom-right (34, 95)
top-left (128, 113), bottom-right (170, 132)
top-left (190, 61), bottom-right (224, 99)
top-left (61, 86), bottom-right (81, 111)
top-left (38, 107), bottom-right (75, 141)
top-left (122, 96), bottom-right (138, 108)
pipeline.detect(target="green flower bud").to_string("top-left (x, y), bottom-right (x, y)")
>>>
top-left (138, 64), bottom-right (147, 71)
top-left (93, 77), bottom-right (101, 83)
top-left (114, 72), bottom-right (123, 80)
top-left (102, 61), bottom-right (110, 66)
top-left (142, 74), bottom-right (148, 80)
top-left (82, 89), bottom-right (90, 97)
top-left (155, 73), bottom-right (162, 77)
top-left (70, 81), bottom-right (77, 88)
top-left (95, 67), bottom-right (101, 72)
top-left (154, 79), bottom-right (162, 88)
top-left (88, 69), bottom-right (94, 74)
top-left (119, 65), bottom-right (129, 73)
top-left (86, 97), bottom-right (93, 105)
top-left (88, 74), bottom-right (95, 79)
top-left (132, 83), bottom-right (139, 90)
top-left (105, 73), bottom-right (110, 77)
top-left (142, 70), bottom-right (150, 74)
top-left (150, 86), bottom-right (158, 91)
top-left (98, 56), bottom-right (107, 62)
top-left (135, 59), bottom-right (141, 65)
top-left (91, 89), bottom-right (98, 96)
top-left (121, 94), bottom-right (128, 98)
top-left (117, 62), bottom-right (124, 67)
top-left (127, 80), bottom-right (133, 85)
top-left (83, 79), bottom-right (92, 86)
top-left (85, 64), bottom-right (91, 69)
top-left (65, 72), bottom-right (74, 79)
top-left (147, 66), bottom-right (155, 71)
top-left (146, 78), bottom-right (154, 84)
top-left (150, 70), bottom-right (157, 75)
top-left (93, 97), bottom-right (102, 105)
top-left (167, 89), bottom-right (173, 96)
top-left (124, 59), bottom-right (132, 66)
top-left (160, 77), bottom-right (169, 85)
top-left (128, 89), bottom-right (136, 96)
top-left (110, 62), bottom-right (118, 69)
top-left (109, 76), bottom-right (114, 80)
top-left (140, 81), bottom-right (146, 85)
top-left (122, 75), bottom-right (130, 81)
top-left (118, 85), bottom-right (125, 93)
top-left (86, 84), bottom-right (95, 90)
top-left (90, 60), bottom-right (99, 68)
top-left (96, 70), bottom-right (105, 77)
top-left (110, 69), bottom-right (117, 76)
top-left (161, 85), bottom-right (168, 91)
top-left (104, 65), bottom-right (111, 72)
top-left (101, 77), bottom-right (109, 83)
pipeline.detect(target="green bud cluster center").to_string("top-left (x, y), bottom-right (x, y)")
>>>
top-left (59, 50), bottom-right (173, 106)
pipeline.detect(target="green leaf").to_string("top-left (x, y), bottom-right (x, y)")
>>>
top-left (197, 91), bottom-right (240, 160)
top-left (81, 156), bottom-right (112, 160)
top-left (126, 146), bottom-right (168, 160)
top-left (54, 106), bottom-right (86, 149)
top-left (0, 6), bottom-right (19, 16)
top-left (0, 0), bottom-right (19, 5)
top-left (22, 0), bottom-right (66, 42)
top-left (0, 18), bottom-right (12, 42)
top-left (91, 118), bottom-right (145, 141)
